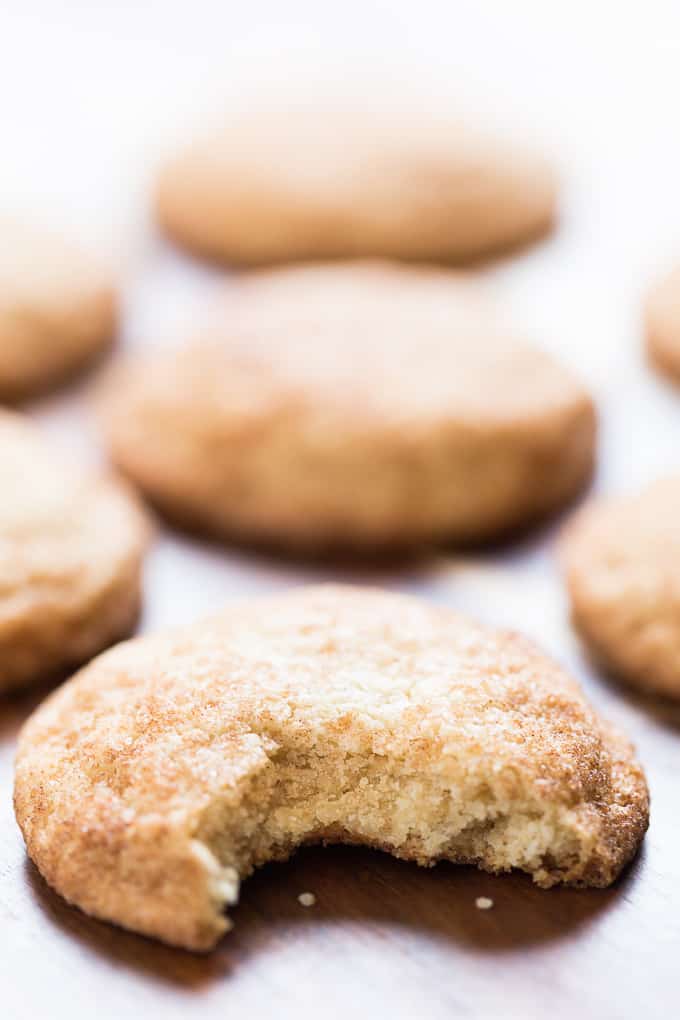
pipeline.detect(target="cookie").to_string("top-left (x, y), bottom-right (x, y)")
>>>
top-left (99, 263), bottom-right (596, 553)
top-left (14, 585), bottom-right (648, 951)
top-left (646, 264), bottom-right (680, 382)
top-left (0, 218), bottom-right (117, 401)
top-left (156, 94), bottom-right (557, 265)
top-left (0, 411), bottom-right (149, 693)
top-left (562, 475), bottom-right (680, 699)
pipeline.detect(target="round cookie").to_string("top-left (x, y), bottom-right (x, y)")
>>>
top-left (0, 218), bottom-right (117, 401)
top-left (562, 475), bottom-right (680, 699)
top-left (99, 263), bottom-right (596, 554)
top-left (0, 411), bottom-right (149, 693)
top-left (646, 264), bottom-right (680, 382)
top-left (15, 585), bottom-right (648, 951)
top-left (156, 95), bottom-right (557, 265)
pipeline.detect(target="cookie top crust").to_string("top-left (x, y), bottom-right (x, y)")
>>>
top-left (187, 263), bottom-right (583, 423)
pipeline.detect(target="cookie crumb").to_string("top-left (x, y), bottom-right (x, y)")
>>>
top-left (475, 896), bottom-right (494, 910)
top-left (298, 892), bottom-right (316, 907)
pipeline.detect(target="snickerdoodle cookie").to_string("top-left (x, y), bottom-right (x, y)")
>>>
top-left (15, 585), bottom-right (648, 950)
top-left (99, 263), bottom-right (595, 554)
top-left (0, 410), bottom-right (148, 693)
top-left (562, 475), bottom-right (680, 699)
top-left (646, 264), bottom-right (680, 382)
top-left (0, 218), bottom-right (117, 401)
top-left (156, 94), bottom-right (557, 265)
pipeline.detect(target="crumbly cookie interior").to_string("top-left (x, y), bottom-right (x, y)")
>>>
top-left (195, 739), bottom-right (595, 933)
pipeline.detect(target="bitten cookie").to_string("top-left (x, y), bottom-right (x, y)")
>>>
top-left (646, 264), bottom-right (680, 382)
top-left (99, 263), bottom-right (596, 553)
top-left (15, 585), bottom-right (648, 951)
top-left (0, 218), bottom-right (117, 400)
top-left (562, 475), bottom-right (680, 699)
top-left (156, 94), bottom-right (557, 264)
top-left (0, 411), bottom-right (149, 693)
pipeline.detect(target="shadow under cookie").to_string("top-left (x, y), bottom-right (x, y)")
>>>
top-left (24, 841), bottom-right (634, 979)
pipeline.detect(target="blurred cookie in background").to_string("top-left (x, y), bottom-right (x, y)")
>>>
top-left (0, 410), bottom-right (149, 693)
top-left (0, 217), bottom-right (117, 401)
top-left (98, 262), bottom-right (594, 556)
top-left (156, 92), bottom-right (557, 266)
top-left (646, 264), bottom-right (680, 383)
top-left (561, 475), bottom-right (680, 700)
